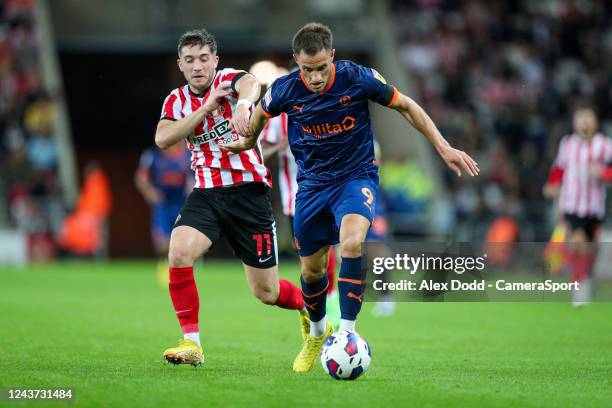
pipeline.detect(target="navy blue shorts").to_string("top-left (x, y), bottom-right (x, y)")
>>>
top-left (293, 175), bottom-right (378, 256)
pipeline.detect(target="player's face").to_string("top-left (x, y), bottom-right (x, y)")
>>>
top-left (178, 44), bottom-right (219, 91)
top-left (294, 48), bottom-right (335, 93)
top-left (573, 109), bottom-right (598, 139)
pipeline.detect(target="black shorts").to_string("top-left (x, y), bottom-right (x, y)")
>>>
top-left (174, 183), bottom-right (277, 268)
top-left (564, 214), bottom-right (602, 241)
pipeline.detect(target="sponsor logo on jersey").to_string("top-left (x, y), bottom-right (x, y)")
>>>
top-left (188, 119), bottom-right (236, 145)
top-left (301, 116), bottom-right (355, 139)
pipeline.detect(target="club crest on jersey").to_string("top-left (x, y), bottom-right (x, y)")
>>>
top-left (339, 95), bottom-right (351, 106)
top-left (372, 68), bottom-right (386, 84)
top-left (188, 119), bottom-right (236, 145)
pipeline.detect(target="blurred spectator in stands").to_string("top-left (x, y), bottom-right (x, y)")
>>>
top-left (392, 0), bottom-right (612, 240)
top-left (1, 0), bottom-right (64, 260)
top-left (59, 162), bottom-right (112, 258)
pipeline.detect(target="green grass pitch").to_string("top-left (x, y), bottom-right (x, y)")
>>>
top-left (1, 260), bottom-right (611, 407)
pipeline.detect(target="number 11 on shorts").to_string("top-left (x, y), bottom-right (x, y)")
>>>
top-left (252, 233), bottom-right (272, 256)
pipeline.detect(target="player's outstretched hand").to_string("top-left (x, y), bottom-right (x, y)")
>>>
top-left (439, 145), bottom-right (479, 177)
top-left (218, 135), bottom-right (256, 154)
top-left (202, 81), bottom-right (233, 114)
top-left (231, 103), bottom-right (251, 137)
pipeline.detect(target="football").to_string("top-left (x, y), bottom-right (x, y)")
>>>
top-left (321, 330), bottom-right (371, 380)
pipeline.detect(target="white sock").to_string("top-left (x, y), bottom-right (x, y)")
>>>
top-left (184, 332), bottom-right (201, 346)
top-left (310, 316), bottom-right (327, 337)
top-left (339, 319), bottom-right (355, 331)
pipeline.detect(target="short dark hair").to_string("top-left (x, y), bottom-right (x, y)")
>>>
top-left (177, 28), bottom-right (217, 56)
top-left (292, 22), bottom-right (333, 56)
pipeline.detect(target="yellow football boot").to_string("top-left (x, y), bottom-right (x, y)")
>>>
top-left (299, 310), bottom-right (310, 341)
top-left (292, 321), bottom-right (333, 373)
top-left (163, 339), bottom-right (204, 366)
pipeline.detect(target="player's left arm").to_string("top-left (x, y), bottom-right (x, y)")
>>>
top-left (230, 73), bottom-right (261, 137)
top-left (134, 152), bottom-right (162, 205)
top-left (389, 91), bottom-right (479, 177)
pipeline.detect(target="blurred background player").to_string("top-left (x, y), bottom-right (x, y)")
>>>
top-left (155, 28), bottom-right (305, 367)
top-left (134, 143), bottom-right (191, 285)
top-left (543, 108), bottom-right (612, 307)
top-left (222, 22), bottom-right (479, 373)
top-left (252, 62), bottom-right (341, 329)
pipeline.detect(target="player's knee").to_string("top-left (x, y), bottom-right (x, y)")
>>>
top-left (301, 266), bottom-right (325, 283)
top-left (254, 284), bottom-right (279, 305)
top-left (341, 234), bottom-right (363, 257)
top-left (168, 245), bottom-right (195, 268)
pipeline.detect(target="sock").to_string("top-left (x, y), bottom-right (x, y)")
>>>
top-left (585, 248), bottom-right (598, 276)
top-left (275, 279), bottom-right (305, 310)
top-left (327, 246), bottom-right (336, 295)
top-left (571, 251), bottom-right (590, 282)
top-left (565, 247), bottom-right (577, 279)
top-left (339, 319), bottom-right (355, 331)
top-left (310, 316), bottom-right (328, 337)
top-left (301, 273), bottom-right (329, 331)
top-left (184, 332), bottom-right (201, 346)
top-left (338, 256), bottom-right (366, 321)
top-left (169, 266), bottom-right (199, 334)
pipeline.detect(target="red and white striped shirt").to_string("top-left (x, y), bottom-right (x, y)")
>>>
top-left (552, 132), bottom-right (612, 219)
top-left (160, 68), bottom-right (271, 189)
top-left (260, 113), bottom-right (298, 216)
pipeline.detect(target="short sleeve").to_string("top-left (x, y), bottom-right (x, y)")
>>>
top-left (358, 65), bottom-right (398, 106)
top-left (218, 68), bottom-right (247, 95)
top-left (160, 90), bottom-right (181, 121)
top-left (260, 80), bottom-right (285, 118)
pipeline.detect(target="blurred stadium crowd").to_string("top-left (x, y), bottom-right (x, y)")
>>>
top-left (392, 0), bottom-right (612, 240)
top-left (0, 0), bottom-right (63, 258)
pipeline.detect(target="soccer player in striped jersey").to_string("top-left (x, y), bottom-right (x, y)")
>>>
top-left (156, 29), bottom-right (306, 367)
top-left (544, 108), bottom-right (612, 306)
top-left (259, 66), bottom-right (341, 329)
top-left (221, 22), bottom-right (479, 372)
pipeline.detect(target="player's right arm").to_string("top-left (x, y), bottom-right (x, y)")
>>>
top-left (155, 82), bottom-right (232, 149)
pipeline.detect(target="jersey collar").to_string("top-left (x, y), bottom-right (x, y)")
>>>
top-left (300, 63), bottom-right (336, 95)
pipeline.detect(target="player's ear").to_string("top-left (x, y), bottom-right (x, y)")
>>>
top-left (177, 58), bottom-right (183, 72)
top-left (330, 48), bottom-right (335, 61)
top-left (213, 54), bottom-right (219, 68)
top-left (292, 53), bottom-right (299, 66)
